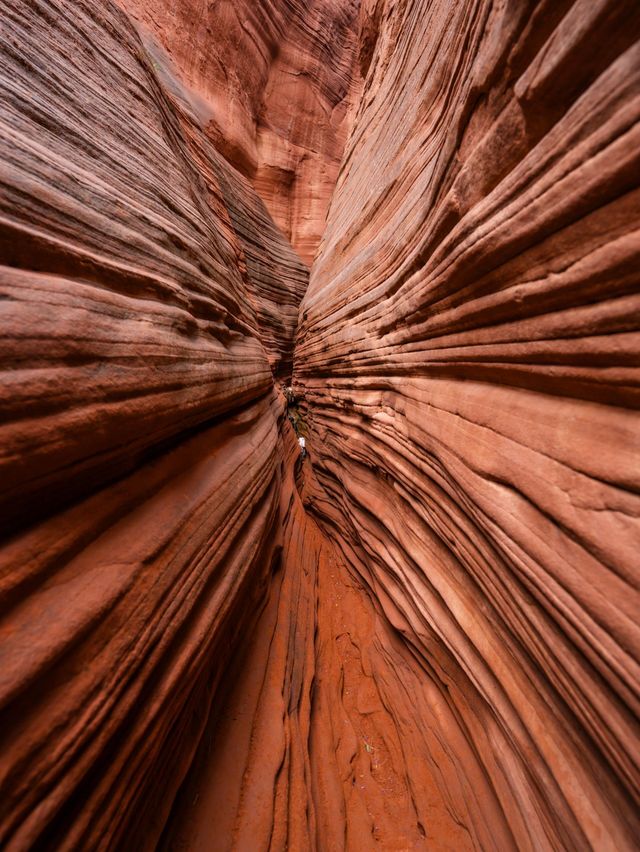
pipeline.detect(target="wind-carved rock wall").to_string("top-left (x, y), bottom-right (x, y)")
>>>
top-left (0, 1), bottom-right (307, 847)
top-left (117, 0), bottom-right (363, 263)
top-left (0, 0), bottom-right (638, 849)
top-left (294, 0), bottom-right (640, 848)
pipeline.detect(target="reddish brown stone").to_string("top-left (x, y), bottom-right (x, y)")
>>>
top-left (294, 0), bottom-right (640, 848)
top-left (0, 0), bottom-right (638, 849)
top-left (116, 0), bottom-right (363, 263)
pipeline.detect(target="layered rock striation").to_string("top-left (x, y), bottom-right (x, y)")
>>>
top-left (0, 0), bottom-right (306, 847)
top-left (117, 0), bottom-right (363, 263)
top-left (295, 0), bottom-right (640, 848)
top-left (163, 421), bottom-right (480, 851)
top-left (0, 0), bottom-right (639, 850)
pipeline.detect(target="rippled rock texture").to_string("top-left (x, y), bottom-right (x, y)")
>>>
top-left (117, 0), bottom-right (362, 263)
top-left (0, 1), bottom-right (306, 847)
top-left (295, 0), bottom-right (640, 848)
top-left (1, 0), bottom-right (639, 849)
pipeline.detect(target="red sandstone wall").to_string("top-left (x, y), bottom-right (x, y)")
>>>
top-left (116, 0), bottom-right (363, 263)
top-left (0, 0), bottom-right (638, 849)
top-left (294, 0), bottom-right (640, 848)
top-left (0, 1), bottom-right (306, 847)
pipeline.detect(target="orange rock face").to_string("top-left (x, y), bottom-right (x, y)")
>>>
top-left (1, 0), bottom-right (639, 849)
top-left (0, 1), bottom-right (304, 847)
top-left (116, 0), bottom-right (362, 263)
top-left (294, 0), bottom-right (640, 847)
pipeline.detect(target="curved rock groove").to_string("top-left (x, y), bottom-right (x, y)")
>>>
top-left (0, 0), bottom-right (638, 850)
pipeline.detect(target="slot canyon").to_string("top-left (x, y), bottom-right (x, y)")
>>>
top-left (1, 0), bottom-right (639, 849)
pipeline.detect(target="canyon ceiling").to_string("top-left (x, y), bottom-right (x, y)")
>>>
top-left (0, 0), bottom-right (639, 850)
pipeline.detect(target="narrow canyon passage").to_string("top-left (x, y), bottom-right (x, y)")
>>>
top-left (162, 432), bottom-right (480, 850)
top-left (0, 0), bottom-right (639, 850)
